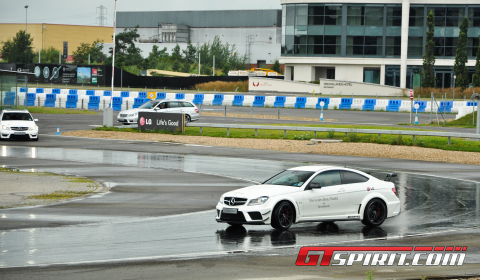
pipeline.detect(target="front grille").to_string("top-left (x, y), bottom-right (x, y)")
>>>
top-left (10, 127), bottom-right (28, 131)
top-left (248, 211), bottom-right (263, 220)
top-left (220, 211), bottom-right (246, 222)
top-left (223, 197), bottom-right (248, 206)
top-left (120, 114), bottom-right (128, 117)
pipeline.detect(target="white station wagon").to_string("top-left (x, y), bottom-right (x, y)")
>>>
top-left (216, 166), bottom-right (401, 229)
top-left (117, 100), bottom-right (200, 125)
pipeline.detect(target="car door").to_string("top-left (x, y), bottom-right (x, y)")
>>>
top-left (301, 170), bottom-right (349, 217)
top-left (166, 101), bottom-right (183, 114)
top-left (340, 170), bottom-right (370, 215)
top-left (154, 101), bottom-right (173, 113)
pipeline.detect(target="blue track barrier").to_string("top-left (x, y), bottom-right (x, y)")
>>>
top-left (253, 96), bottom-right (266, 107)
top-left (121, 91), bottom-right (130, 98)
top-left (156, 92), bottom-right (166, 100)
top-left (4, 92), bottom-right (15, 105)
top-left (66, 95), bottom-right (78, 108)
top-left (339, 98), bottom-right (353, 110)
top-left (362, 99), bottom-right (376, 111)
top-left (316, 98), bottom-right (330, 109)
top-left (467, 101), bottom-right (478, 106)
top-left (413, 101), bottom-right (427, 113)
top-left (438, 101), bottom-right (453, 113)
top-left (175, 93), bottom-right (185, 100)
top-left (103, 91), bottom-right (111, 97)
top-left (133, 98), bottom-right (148, 108)
top-left (20, 88), bottom-right (26, 93)
top-left (138, 92), bottom-right (147, 99)
top-left (386, 100), bottom-right (401, 112)
top-left (69, 89), bottom-right (77, 95)
top-left (24, 93), bottom-right (36, 106)
top-left (111, 97), bottom-right (123, 111)
top-left (86, 90), bottom-right (95, 96)
top-left (45, 94), bottom-right (56, 107)
top-left (232, 95), bottom-right (244, 106)
top-left (88, 96), bottom-right (100, 110)
top-left (36, 88), bottom-right (44, 93)
top-left (295, 97), bottom-right (307, 108)
top-left (52, 89), bottom-right (61, 94)
top-left (212, 94), bottom-right (224, 106)
top-left (274, 96), bottom-right (286, 107)
top-left (193, 94), bottom-right (204, 105)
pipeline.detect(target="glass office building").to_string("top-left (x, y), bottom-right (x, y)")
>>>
top-left (280, 0), bottom-right (480, 89)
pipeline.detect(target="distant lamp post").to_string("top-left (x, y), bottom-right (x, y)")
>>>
top-left (25, 5), bottom-right (29, 33)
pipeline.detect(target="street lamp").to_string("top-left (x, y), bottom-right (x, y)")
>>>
top-left (25, 5), bottom-right (29, 33)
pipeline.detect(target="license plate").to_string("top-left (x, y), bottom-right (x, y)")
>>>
top-left (14, 132), bottom-right (26, 135)
top-left (223, 208), bottom-right (237, 214)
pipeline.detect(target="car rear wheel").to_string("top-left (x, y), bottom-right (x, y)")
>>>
top-left (185, 114), bottom-right (191, 123)
top-left (271, 201), bottom-right (295, 230)
top-left (361, 198), bottom-right (387, 227)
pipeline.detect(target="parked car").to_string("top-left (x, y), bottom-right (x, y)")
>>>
top-left (117, 100), bottom-right (200, 125)
top-left (0, 109), bottom-right (39, 141)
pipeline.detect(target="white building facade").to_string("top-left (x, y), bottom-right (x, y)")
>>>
top-left (279, 0), bottom-right (480, 89)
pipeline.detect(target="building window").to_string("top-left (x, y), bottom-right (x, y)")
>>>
top-left (467, 37), bottom-right (480, 56)
top-left (364, 68), bottom-right (380, 84)
top-left (468, 7), bottom-right (480, 27)
top-left (346, 36), bottom-right (382, 56)
top-left (428, 7), bottom-right (465, 27)
top-left (385, 66), bottom-right (400, 87)
top-left (365, 6), bottom-right (384, 26)
top-left (323, 36), bottom-right (341, 55)
top-left (327, 68), bottom-right (335, 79)
top-left (325, 5), bottom-right (342, 25)
top-left (408, 37), bottom-right (423, 57)
top-left (385, 36), bottom-right (401, 57)
top-left (347, 6), bottom-right (364, 26)
top-left (387, 6), bottom-right (402, 27)
top-left (409, 6), bottom-right (424, 26)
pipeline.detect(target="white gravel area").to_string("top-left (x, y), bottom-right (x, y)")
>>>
top-left (63, 130), bottom-right (480, 166)
top-left (0, 170), bottom-right (102, 208)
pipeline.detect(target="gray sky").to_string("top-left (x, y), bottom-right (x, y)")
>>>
top-left (0, 0), bottom-right (281, 26)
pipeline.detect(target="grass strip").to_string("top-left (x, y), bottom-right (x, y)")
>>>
top-left (11, 106), bottom-right (98, 115)
top-left (27, 190), bottom-right (94, 200)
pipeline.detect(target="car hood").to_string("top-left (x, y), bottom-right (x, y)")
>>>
top-left (223, 184), bottom-right (301, 199)
top-left (1, 121), bottom-right (36, 127)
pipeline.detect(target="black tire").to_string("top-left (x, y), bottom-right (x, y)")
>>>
top-left (271, 201), bottom-right (295, 230)
top-left (361, 198), bottom-right (387, 227)
top-left (184, 115), bottom-right (191, 123)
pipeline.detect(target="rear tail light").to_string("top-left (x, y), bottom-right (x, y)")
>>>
top-left (392, 187), bottom-right (397, 196)
top-left (195, 109), bottom-right (199, 113)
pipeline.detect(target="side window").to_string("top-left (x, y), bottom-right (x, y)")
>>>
top-left (169, 102), bottom-right (181, 108)
top-left (157, 102), bottom-right (166, 109)
top-left (182, 102), bottom-right (194, 107)
top-left (341, 171), bottom-right (369, 184)
top-left (309, 170), bottom-right (342, 187)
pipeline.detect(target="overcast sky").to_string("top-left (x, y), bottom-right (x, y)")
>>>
top-left (0, 0), bottom-right (282, 26)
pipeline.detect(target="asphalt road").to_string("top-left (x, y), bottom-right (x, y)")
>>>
top-left (1, 111), bottom-right (479, 279)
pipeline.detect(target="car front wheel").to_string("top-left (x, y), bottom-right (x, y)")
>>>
top-left (361, 198), bottom-right (387, 227)
top-left (271, 201), bottom-right (295, 230)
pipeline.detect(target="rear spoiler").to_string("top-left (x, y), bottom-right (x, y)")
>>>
top-left (384, 173), bottom-right (397, 181)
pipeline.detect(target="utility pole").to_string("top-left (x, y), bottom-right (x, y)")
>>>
top-left (96, 5), bottom-right (107, 26)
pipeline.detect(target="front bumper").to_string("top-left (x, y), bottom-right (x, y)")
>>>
top-left (215, 203), bottom-right (272, 225)
top-left (1, 130), bottom-right (38, 140)
top-left (117, 117), bottom-right (138, 124)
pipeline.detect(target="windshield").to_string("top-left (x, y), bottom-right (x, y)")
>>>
top-left (2, 113), bottom-right (33, 121)
top-left (263, 170), bottom-right (315, 187)
top-left (138, 100), bottom-right (159, 109)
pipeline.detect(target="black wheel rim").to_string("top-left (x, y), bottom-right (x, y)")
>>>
top-left (278, 203), bottom-right (293, 228)
top-left (367, 201), bottom-right (385, 224)
top-left (185, 115), bottom-right (190, 123)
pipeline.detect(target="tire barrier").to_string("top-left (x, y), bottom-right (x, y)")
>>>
top-left (362, 99), bottom-right (376, 111)
top-left (175, 93), bottom-right (185, 100)
top-left (103, 91), bottom-right (112, 97)
top-left (36, 88), bottom-right (44, 93)
top-left (253, 96), bottom-right (265, 107)
top-left (69, 89), bottom-right (77, 95)
top-left (88, 96), bottom-right (100, 110)
top-left (24, 93), bottom-right (36, 106)
top-left (121, 91), bottom-right (130, 98)
top-left (111, 97), bottom-right (123, 111)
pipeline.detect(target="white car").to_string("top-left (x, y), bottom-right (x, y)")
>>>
top-left (117, 100), bottom-right (200, 124)
top-left (0, 109), bottom-right (39, 141)
top-left (216, 166), bottom-right (400, 229)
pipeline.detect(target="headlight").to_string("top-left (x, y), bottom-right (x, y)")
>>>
top-left (219, 196), bottom-right (224, 204)
top-left (29, 126), bottom-right (37, 131)
top-left (1, 125), bottom-right (10, 130)
top-left (248, 196), bottom-right (269, 206)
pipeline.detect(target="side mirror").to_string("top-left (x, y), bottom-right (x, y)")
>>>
top-left (309, 183), bottom-right (322, 189)
top-left (34, 119), bottom-right (38, 122)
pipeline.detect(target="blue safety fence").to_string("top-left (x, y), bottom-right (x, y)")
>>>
top-left (133, 98), bottom-right (148, 108)
top-left (253, 96), bottom-right (266, 107)
top-left (175, 93), bottom-right (185, 100)
top-left (45, 94), bottom-right (56, 107)
top-left (20, 88), bottom-right (26, 93)
top-left (52, 89), bottom-right (61, 94)
top-left (69, 89), bottom-right (77, 95)
top-left (386, 100), bottom-right (401, 112)
top-left (193, 94), bottom-right (204, 105)
top-left (316, 98), bottom-right (330, 109)
top-left (295, 97), bottom-right (307, 108)
top-left (86, 90), bottom-right (95, 96)
top-left (121, 91), bottom-right (130, 98)
top-left (362, 99), bottom-right (376, 111)
top-left (138, 92), bottom-right (147, 99)
top-left (111, 97), bottom-right (123, 111)
top-left (414, 101), bottom-right (427, 113)
top-left (274, 96), bottom-right (286, 107)
top-left (4, 92), bottom-right (15, 105)
top-left (66, 95), bottom-right (78, 108)
top-left (467, 101), bottom-right (478, 106)
top-left (24, 93), bottom-right (36, 106)
top-left (103, 91), bottom-right (111, 97)
top-left (36, 88), bottom-right (44, 93)
top-left (232, 95), bottom-right (244, 106)
top-left (156, 92), bottom-right (166, 100)
top-left (88, 96), bottom-right (100, 110)
top-left (213, 94), bottom-right (224, 106)
top-left (438, 101), bottom-right (453, 113)
top-left (339, 98), bottom-right (353, 110)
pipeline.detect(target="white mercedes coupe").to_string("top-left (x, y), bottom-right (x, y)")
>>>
top-left (216, 166), bottom-right (401, 229)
